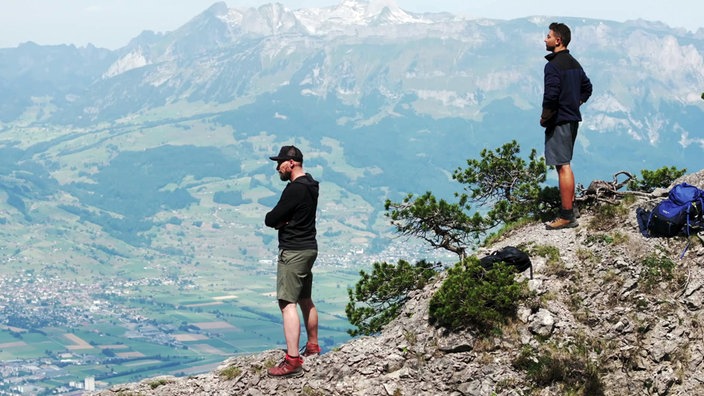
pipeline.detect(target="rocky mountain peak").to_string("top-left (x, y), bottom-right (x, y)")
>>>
top-left (88, 170), bottom-right (704, 395)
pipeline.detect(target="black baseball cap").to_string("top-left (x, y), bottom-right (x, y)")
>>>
top-left (269, 145), bottom-right (303, 162)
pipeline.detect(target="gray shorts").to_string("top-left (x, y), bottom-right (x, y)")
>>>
top-left (276, 249), bottom-right (317, 303)
top-left (545, 122), bottom-right (579, 166)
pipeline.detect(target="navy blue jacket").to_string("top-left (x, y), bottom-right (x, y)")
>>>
top-left (541, 50), bottom-right (593, 127)
top-left (265, 173), bottom-right (319, 250)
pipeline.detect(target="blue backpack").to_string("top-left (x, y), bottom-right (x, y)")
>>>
top-left (645, 183), bottom-right (704, 237)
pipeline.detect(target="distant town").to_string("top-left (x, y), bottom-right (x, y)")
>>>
top-left (0, 270), bottom-right (193, 395)
top-left (1, 240), bottom-right (455, 395)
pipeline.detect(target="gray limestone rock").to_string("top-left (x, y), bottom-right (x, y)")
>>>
top-left (88, 170), bottom-right (704, 396)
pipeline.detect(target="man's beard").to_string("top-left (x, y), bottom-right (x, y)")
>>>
top-left (546, 44), bottom-right (555, 52)
top-left (279, 170), bottom-right (291, 181)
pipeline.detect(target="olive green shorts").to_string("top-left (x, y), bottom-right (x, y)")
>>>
top-left (276, 249), bottom-right (317, 303)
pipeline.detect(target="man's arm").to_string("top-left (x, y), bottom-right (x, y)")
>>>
top-left (580, 71), bottom-right (593, 103)
top-left (541, 64), bottom-right (560, 126)
top-left (265, 184), bottom-right (302, 229)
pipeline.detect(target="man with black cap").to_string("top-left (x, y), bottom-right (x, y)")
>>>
top-left (265, 145), bottom-right (321, 378)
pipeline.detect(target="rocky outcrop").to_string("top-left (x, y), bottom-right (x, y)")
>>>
top-left (89, 171), bottom-right (704, 396)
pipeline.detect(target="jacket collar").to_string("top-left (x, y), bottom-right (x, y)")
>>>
top-left (545, 49), bottom-right (570, 61)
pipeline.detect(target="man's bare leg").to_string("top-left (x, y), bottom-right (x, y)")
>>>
top-left (279, 300), bottom-right (301, 357)
top-left (299, 297), bottom-right (318, 346)
top-left (557, 164), bottom-right (575, 214)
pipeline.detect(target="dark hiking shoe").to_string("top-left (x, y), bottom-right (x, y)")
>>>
top-left (545, 217), bottom-right (579, 230)
top-left (267, 354), bottom-right (303, 378)
top-left (302, 342), bottom-right (321, 357)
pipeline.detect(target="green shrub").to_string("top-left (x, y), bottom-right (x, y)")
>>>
top-left (385, 141), bottom-right (550, 260)
top-left (530, 244), bottom-right (561, 264)
top-left (537, 185), bottom-right (561, 221)
top-left (346, 260), bottom-right (440, 336)
top-left (588, 202), bottom-right (629, 231)
top-left (583, 232), bottom-right (628, 248)
top-left (584, 233), bottom-right (614, 245)
top-left (529, 244), bottom-right (570, 277)
top-left (628, 166), bottom-right (687, 193)
top-left (640, 253), bottom-right (675, 287)
top-left (575, 248), bottom-right (596, 264)
top-left (452, 141), bottom-right (548, 225)
top-left (513, 345), bottom-right (604, 395)
top-left (428, 257), bottom-right (528, 334)
top-left (148, 379), bottom-right (172, 389)
top-left (218, 365), bottom-right (242, 380)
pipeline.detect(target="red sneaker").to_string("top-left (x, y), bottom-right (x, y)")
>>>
top-left (267, 354), bottom-right (303, 378)
top-left (302, 342), bottom-right (321, 357)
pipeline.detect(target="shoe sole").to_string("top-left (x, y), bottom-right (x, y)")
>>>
top-left (545, 221), bottom-right (579, 230)
top-left (268, 370), bottom-right (304, 379)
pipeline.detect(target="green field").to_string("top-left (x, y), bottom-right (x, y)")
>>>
top-left (0, 262), bottom-right (360, 392)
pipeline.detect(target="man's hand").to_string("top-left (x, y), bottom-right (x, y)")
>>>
top-left (540, 108), bottom-right (556, 127)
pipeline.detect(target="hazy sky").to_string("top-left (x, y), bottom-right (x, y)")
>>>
top-left (2, 0), bottom-right (702, 49)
